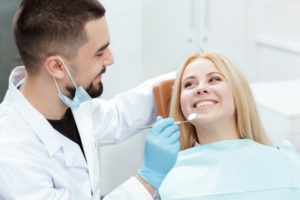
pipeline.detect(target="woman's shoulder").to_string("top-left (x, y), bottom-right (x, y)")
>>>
top-left (278, 140), bottom-right (299, 153)
top-left (177, 139), bottom-right (300, 166)
top-left (277, 140), bottom-right (300, 166)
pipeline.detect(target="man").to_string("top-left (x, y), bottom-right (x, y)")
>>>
top-left (0, 0), bottom-right (180, 199)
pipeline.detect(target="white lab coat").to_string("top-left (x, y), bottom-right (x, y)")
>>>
top-left (0, 66), bottom-right (173, 200)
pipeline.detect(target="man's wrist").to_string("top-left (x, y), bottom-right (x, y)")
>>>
top-left (136, 174), bottom-right (156, 196)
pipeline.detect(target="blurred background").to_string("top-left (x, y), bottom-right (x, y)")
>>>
top-left (1, 0), bottom-right (300, 196)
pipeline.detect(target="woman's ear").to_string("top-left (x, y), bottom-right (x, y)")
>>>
top-left (44, 56), bottom-right (65, 79)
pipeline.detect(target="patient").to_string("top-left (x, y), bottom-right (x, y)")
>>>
top-left (159, 53), bottom-right (300, 199)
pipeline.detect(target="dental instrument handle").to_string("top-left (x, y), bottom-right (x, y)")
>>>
top-left (138, 120), bottom-right (189, 130)
top-left (137, 113), bottom-right (197, 130)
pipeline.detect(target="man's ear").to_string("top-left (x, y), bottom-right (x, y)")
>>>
top-left (44, 56), bottom-right (65, 79)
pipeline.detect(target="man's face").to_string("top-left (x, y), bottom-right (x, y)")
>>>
top-left (66, 17), bottom-right (113, 98)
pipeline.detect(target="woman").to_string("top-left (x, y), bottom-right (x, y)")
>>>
top-left (159, 53), bottom-right (300, 199)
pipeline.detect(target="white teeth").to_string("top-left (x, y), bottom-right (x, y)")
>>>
top-left (195, 100), bottom-right (216, 108)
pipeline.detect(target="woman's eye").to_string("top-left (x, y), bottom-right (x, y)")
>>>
top-left (210, 77), bottom-right (221, 82)
top-left (183, 82), bottom-right (193, 88)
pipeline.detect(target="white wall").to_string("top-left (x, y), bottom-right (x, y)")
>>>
top-left (100, 0), bottom-right (143, 95)
top-left (99, 0), bottom-right (145, 195)
top-left (142, 0), bottom-right (199, 79)
top-left (197, 0), bottom-right (300, 82)
top-left (254, 0), bottom-right (300, 81)
top-left (262, 0), bottom-right (300, 34)
top-left (200, 0), bottom-right (248, 66)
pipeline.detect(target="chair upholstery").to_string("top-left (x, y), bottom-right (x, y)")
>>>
top-left (153, 79), bottom-right (175, 118)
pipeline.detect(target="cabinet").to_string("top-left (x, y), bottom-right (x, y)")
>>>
top-left (251, 80), bottom-right (300, 149)
top-left (0, 0), bottom-right (22, 101)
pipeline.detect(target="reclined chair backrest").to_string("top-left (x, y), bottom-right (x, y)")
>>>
top-left (153, 79), bottom-right (175, 118)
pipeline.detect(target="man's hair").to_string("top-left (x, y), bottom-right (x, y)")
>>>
top-left (13, 0), bottom-right (105, 74)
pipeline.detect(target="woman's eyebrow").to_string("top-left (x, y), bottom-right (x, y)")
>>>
top-left (207, 71), bottom-right (222, 76)
top-left (182, 75), bottom-right (197, 82)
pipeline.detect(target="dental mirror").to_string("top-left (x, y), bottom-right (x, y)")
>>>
top-left (187, 113), bottom-right (197, 121)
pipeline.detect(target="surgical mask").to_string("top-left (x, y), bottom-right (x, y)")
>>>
top-left (54, 57), bottom-right (91, 110)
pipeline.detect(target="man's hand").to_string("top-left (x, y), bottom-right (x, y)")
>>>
top-left (138, 116), bottom-right (180, 190)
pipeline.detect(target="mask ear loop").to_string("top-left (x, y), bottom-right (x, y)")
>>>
top-left (58, 57), bottom-right (78, 88)
top-left (53, 77), bottom-right (63, 95)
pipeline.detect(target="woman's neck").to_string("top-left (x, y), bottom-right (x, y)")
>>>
top-left (195, 118), bottom-right (240, 144)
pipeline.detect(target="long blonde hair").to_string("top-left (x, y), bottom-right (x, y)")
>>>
top-left (169, 53), bottom-right (271, 150)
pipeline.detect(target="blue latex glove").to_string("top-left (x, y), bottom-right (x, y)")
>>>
top-left (138, 116), bottom-right (180, 189)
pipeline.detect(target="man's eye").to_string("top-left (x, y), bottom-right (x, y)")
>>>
top-left (96, 53), bottom-right (103, 57)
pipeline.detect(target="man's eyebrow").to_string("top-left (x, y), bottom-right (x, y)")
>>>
top-left (95, 42), bottom-right (110, 54)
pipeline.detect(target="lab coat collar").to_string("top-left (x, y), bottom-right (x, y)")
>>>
top-left (7, 66), bottom-right (87, 169)
top-left (7, 67), bottom-right (63, 157)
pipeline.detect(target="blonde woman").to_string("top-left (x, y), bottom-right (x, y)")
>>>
top-left (159, 53), bottom-right (300, 199)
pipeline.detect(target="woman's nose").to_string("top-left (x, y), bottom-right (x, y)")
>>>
top-left (194, 83), bottom-right (209, 95)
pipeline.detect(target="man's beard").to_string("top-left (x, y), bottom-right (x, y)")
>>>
top-left (86, 81), bottom-right (103, 98)
top-left (67, 81), bottom-right (103, 99)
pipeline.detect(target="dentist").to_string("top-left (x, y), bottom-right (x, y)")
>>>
top-left (0, 0), bottom-right (180, 199)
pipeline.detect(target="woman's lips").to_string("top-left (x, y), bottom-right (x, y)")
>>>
top-left (193, 100), bottom-right (218, 109)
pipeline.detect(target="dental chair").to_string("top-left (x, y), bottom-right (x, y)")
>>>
top-left (153, 79), bottom-right (175, 118)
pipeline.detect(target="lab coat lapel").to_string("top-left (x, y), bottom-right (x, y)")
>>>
top-left (7, 67), bottom-right (88, 169)
top-left (72, 102), bottom-right (99, 193)
top-left (59, 134), bottom-right (89, 169)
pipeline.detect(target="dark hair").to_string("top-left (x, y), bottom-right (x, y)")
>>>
top-left (13, 0), bottom-right (106, 74)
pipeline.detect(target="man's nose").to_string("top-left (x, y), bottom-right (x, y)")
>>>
top-left (103, 48), bottom-right (114, 67)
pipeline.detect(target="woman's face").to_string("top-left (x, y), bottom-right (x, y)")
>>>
top-left (180, 58), bottom-right (236, 127)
